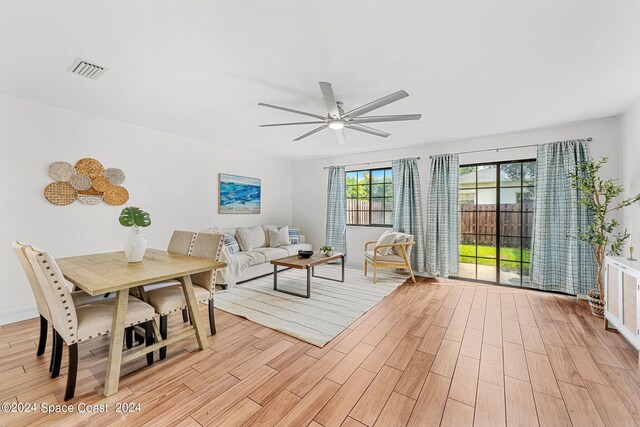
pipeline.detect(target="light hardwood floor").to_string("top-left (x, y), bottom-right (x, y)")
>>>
top-left (1, 277), bottom-right (639, 426)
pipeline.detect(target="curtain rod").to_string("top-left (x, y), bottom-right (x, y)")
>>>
top-left (429, 137), bottom-right (593, 158)
top-left (323, 156), bottom-right (420, 170)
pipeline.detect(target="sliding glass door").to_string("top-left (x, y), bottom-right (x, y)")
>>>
top-left (456, 160), bottom-right (536, 287)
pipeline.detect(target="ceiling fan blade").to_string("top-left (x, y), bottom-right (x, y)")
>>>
top-left (259, 121), bottom-right (325, 127)
top-left (350, 114), bottom-right (422, 124)
top-left (319, 82), bottom-right (340, 118)
top-left (334, 128), bottom-right (346, 145)
top-left (293, 125), bottom-right (328, 141)
top-left (344, 90), bottom-right (409, 118)
top-left (346, 123), bottom-right (391, 138)
top-left (258, 103), bottom-right (325, 120)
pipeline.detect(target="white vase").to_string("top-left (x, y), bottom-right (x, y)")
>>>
top-left (125, 226), bottom-right (147, 263)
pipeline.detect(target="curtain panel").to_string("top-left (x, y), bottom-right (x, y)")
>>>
top-left (326, 166), bottom-right (347, 255)
top-left (392, 158), bottom-right (426, 272)
top-left (425, 154), bottom-right (460, 277)
top-left (530, 139), bottom-right (597, 295)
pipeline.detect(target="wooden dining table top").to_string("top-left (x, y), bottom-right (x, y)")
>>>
top-left (56, 248), bottom-right (227, 296)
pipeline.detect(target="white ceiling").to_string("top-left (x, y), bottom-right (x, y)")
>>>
top-left (1, 1), bottom-right (639, 160)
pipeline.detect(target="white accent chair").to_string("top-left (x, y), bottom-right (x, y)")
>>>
top-left (364, 232), bottom-right (416, 284)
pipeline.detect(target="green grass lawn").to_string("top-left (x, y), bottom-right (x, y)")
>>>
top-left (459, 244), bottom-right (530, 271)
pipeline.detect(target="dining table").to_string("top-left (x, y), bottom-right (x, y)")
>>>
top-left (56, 248), bottom-right (226, 397)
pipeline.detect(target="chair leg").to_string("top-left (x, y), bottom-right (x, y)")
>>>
top-left (63, 343), bottom-right (78, 401)
top-left (145, 321), bottom-right (154, 366)
top-left (49, 326), bottom-right (56, 373)
top-left (182, 308), bottom-right (189, 323)
top-left (125, 327), bottom-right (133, 349)
top-left (373, 263), bottom-right (377, 284)
top-left (401, 248), bottom-right (416, 283)
top-left (208, 299), bottom-right (216, 336)
top-left (37, 315), bottom-right (47, 356)
top-left (136, 328), bottom-right (145, 345)
top-left (51, 331), bottom-right (63, 378)
top-left (159, 315), bottom-right (168, 360)
top-left (364, 261), bottom-right (368, 276)
top-left (407, 263), bottom-right (416, 283)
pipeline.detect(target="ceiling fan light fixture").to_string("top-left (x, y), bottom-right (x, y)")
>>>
top-left (328, 120), bottom-right (344, 130)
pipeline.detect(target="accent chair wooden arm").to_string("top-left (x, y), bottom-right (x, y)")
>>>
top-left (365, 240), bottom-right (416, 253)
top-left (363, 239), bottom-right (417, 284)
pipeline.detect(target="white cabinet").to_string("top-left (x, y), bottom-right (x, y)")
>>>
top-left (604, 257), bottom-right (640, 357)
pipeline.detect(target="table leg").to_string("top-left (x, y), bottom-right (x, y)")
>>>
top-left (104, 288), bottom-right (129, 397)
top-left (341, 255), bottom-right (345, 282)
top-left (306, 267), bottom-right (311, 298)
top-left (274, 265), bottom-right (278, 291)
top-left (181, 275), bottom-right (207, 349)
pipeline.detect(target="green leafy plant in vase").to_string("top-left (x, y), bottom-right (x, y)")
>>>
top-left (119, 206), bottom-right (151, 263)
top-left (570, 157), bottom-right (640, 317)
top-left (320, 245), bottom-right (334, 257)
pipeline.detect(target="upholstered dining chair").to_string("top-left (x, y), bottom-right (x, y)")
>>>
top-left (144, 231), bottom-right (224, 360)
top-left (24, 245), bottom-right (156, 401)
top-left (364, 232), bottom-right (417, 284)
top-left (12, 242), bottom-right (113, 375)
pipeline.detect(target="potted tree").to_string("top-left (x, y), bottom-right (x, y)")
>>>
top-left (119, 206), bottom-right (151, 263)
top-left (570, 157), bottom-right (640, 316)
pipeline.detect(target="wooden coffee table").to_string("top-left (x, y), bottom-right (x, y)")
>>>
top-left (271, 253), bottom-right (345, 298)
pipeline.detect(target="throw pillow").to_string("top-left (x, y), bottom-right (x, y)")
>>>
top-left (288, 228), bottom-right (301, 244)
top-left (222, 233), bottom-right (240, 254)
top-left (268, 226), bottom-right (291, 247)
top-left (393, 233), bottom-right (411, 257)
top-left (262, 224), bottom-right (283, 247)
top-left (375, 230), bottom-right (397, 256)
top-left (235, 225), bottom-right (266, 251)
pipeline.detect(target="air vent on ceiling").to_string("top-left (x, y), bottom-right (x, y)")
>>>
top-left (67, 58), bottom-right (107, 80)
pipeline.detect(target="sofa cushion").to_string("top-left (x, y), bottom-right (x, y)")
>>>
top-left (236, 225), bottom-right (266, 251)
top-left (365, 250), bottom-right (406, 264)
top-left (262, 224), bottom-right (282, 246)
top-left (250, 247), bottom-right (288, 262)
top-left (281, 243), bottom-right (313, 256)
top-left (268, 226), bottom-right (291, 247)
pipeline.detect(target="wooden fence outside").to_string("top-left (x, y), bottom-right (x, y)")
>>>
top-left (346, 199), bottom-right (387, 225)
top-left (460, 203), bottom-right (532, 246)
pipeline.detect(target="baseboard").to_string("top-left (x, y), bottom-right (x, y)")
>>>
top-left (0, 306), bottom-right (39, 326)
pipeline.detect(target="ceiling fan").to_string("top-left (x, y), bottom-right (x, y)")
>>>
top-left (258, 82), bottom-right (422, 144)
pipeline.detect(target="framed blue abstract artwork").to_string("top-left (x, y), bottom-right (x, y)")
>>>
top-left (218, 173), bottom-right (261, 214)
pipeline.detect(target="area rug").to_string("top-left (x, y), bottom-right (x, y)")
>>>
top-left (215, 265), bottom-right (406, 347)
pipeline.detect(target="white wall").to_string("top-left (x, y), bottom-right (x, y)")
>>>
top-left (0, 94), bottom-right (293, 324)
top-left (620, 98), bottom-right (640, 248)
top-left (292, 117), bottom-right (621, 269)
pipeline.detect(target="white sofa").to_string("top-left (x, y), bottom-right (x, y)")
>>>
top-left (209, 225), bottom-right (312, 287)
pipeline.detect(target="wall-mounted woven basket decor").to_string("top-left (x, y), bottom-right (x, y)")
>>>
top-left (44, 182), bottom-right (77, 206)
top-left (44, 158), bottom-right (129, 206)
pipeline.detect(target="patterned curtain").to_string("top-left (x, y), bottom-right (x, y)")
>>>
top-left (530, 140), bottom-right (597, 295)
top-left (326, 166), bottom-right (347, 255)
top-left (425, 154), bottom-right (460, 277)
top-left (392, 158), bottom-right (426, 272)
